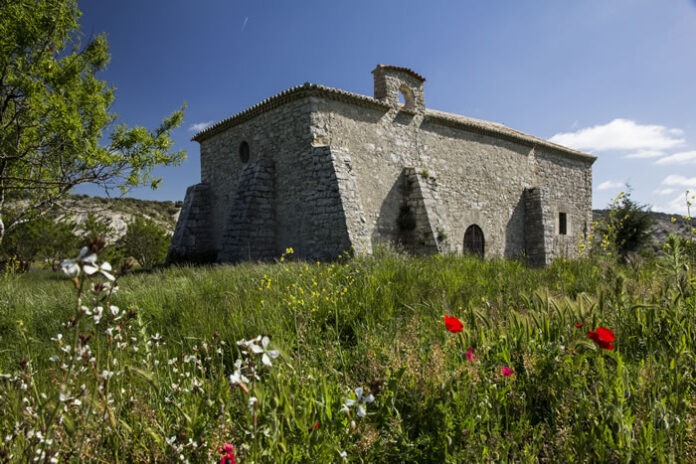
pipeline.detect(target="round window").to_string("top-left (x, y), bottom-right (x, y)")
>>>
top-left (239, 141), bottom-right (250, 163)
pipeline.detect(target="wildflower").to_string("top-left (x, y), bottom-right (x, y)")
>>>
top-left (59, 247), bottom-right (91, 276)
top-left (249, 336), bottom-right (279, 366)
top-left (237, 335), bottom-right (262, 349)
top-left (466, 347), bottom-right (477, 361)
top-left (574, 322), bottom-right (583, 328)
top-left (82, 255), bottom-right (115, 281)
top-left (588, 327), bottom-right (615, 350)
top-left (108, 305), bottom-right (119, 317)
top-left (344, 387), bottom-right (374, 418)
top-left (229, 359), bottom-right (250, 387)
top-left (444, 315), bottom-right (463, 333)
top-left (220, 444), bottom-right (236, 464)
top-left (501, 366), bottom-right (515, 377)
top-left (308, 422), bottom-right (320, 433)
top-left (92, 306), bottom-right (104, 325)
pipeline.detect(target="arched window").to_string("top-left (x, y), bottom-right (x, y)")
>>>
top-left (239, 141), bottom-right (250, 163)
top-left (464, 225), bottom-right (484, 257)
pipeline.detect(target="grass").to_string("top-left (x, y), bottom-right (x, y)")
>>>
top-left (0, 245), bottom-right (694, 462)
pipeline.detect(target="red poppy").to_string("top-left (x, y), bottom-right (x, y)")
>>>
top-left (501, 366), bottom-right (515, 377)
top-left (574, 322), bottom-right (583, 328)
top-left (220, 444), bottom-right (236, 464)
top-left (444, 315), bottom-right (463, 333)
top-left (466, 347), bottom-right (477, 361)
top-left (588, 327), bottom-right (615, 351)
top-left (308, 422), bottom-right (320, 433)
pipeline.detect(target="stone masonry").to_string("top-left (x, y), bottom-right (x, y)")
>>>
top-left (168, 65), bottom-right (595, 266)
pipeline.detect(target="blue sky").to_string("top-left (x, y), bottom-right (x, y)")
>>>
top-left (77, 0), bottom-right (696, 214)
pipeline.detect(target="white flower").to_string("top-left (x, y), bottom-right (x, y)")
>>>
top-left (93, 306), bottom-right (103, 324)
top-left (229, 359), bottom-right (249, 386)
top-left (339, 451), bottom-right (348, 460)
top-left (237, 335), bottom-right (262, 348)
top-left (83, 257), bottom-right (115, 281)
top-left (344, 387), bottom-right (374, 418)
top-left (108, 305), bottom-right (119, 316)
top-left (249, 336), bottom-right (279, 366)
top-left (248, 396), bottom-right (258, 408)
top-left (59, 247), bottom-right (90, 276)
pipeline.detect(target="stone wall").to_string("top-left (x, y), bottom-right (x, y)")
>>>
top-left (198, 99), bottom-right (314, 257)
top-left (217, 158), bottom-right (276, 262)
top-left (309, 94), bottom-right (592, 261)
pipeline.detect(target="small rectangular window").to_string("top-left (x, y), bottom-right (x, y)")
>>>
top-left (559, 212), bottom-right (567, 235)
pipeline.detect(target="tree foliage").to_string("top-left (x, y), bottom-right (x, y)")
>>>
top-left (0, 0), bottom-right (185, 243)
top-left (118, 216), bottom-right (171, 269)
top-left (599, 191), bottom-right (654, 259)
top-left (0, 214), bottom-right (78, 271)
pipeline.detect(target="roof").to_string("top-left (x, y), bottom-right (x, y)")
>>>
top-left (371, 64), bottom-right (426, 82)
top-left (424, 109), bottom-right (595, 162)
top-left (191, 84), bottom-right (595, 162)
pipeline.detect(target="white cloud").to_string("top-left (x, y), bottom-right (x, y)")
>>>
top-left (655, 150), bottom-right (696, 165)
top-left (655, 176), bottom-right (696, 214)
top-left (597, 180), bottom-right (624, 191)
top-left (549, 118), bottom-right (685, 153)
top-left (188, 121), bottom-right (214, 132)
top-left (624, 149), bottom-right (665, 159)
top-left (653, 192), bottom-right (695, 215)
top-left (662, 174), bottom-right (696, 187)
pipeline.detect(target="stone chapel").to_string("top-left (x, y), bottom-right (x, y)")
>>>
top-left (168, 65), bottom-right (595, 266)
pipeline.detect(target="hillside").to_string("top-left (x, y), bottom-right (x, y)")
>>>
top-left (47, 194), bottom-right (182, 242)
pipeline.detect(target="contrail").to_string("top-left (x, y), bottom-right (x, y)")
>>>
top-left (241, 16), bottom-right (248, 32)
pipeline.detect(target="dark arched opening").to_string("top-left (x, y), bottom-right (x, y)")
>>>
top-left (464, 225), bottom-right (484, 257)
top-left (239, 141), bottom-right (250, 163)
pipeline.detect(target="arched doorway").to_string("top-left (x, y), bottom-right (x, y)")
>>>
top-left (464, 225), bottom-right (484, 257)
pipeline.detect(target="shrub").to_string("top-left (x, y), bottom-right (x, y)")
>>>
top-left (0, 216), bottom-right (79, 272)
top-left (118, 216), bottom-right (171, 269)
top-left (597, 191), bottom-right (653, 259)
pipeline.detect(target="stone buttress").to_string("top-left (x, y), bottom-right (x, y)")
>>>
top-left (166, 183), bottom-right (215, 263)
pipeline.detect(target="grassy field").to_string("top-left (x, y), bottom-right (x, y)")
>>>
top-left (0, 245), bottom-right (694, 462)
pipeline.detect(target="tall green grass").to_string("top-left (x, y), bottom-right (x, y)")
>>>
top-left (0, 246), bottom-right (694, 462)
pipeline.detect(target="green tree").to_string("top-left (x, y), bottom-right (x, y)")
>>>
top-left (598, 190), bottom-right (654, 259)
top-left (118, 216), bottom-right (171, 269)
top-left (0, 214), bottom-right (78, 271)
top-left (0, 0), bottom-right (186, 245)
top-left (81, 212), bottom-right (113, 242)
